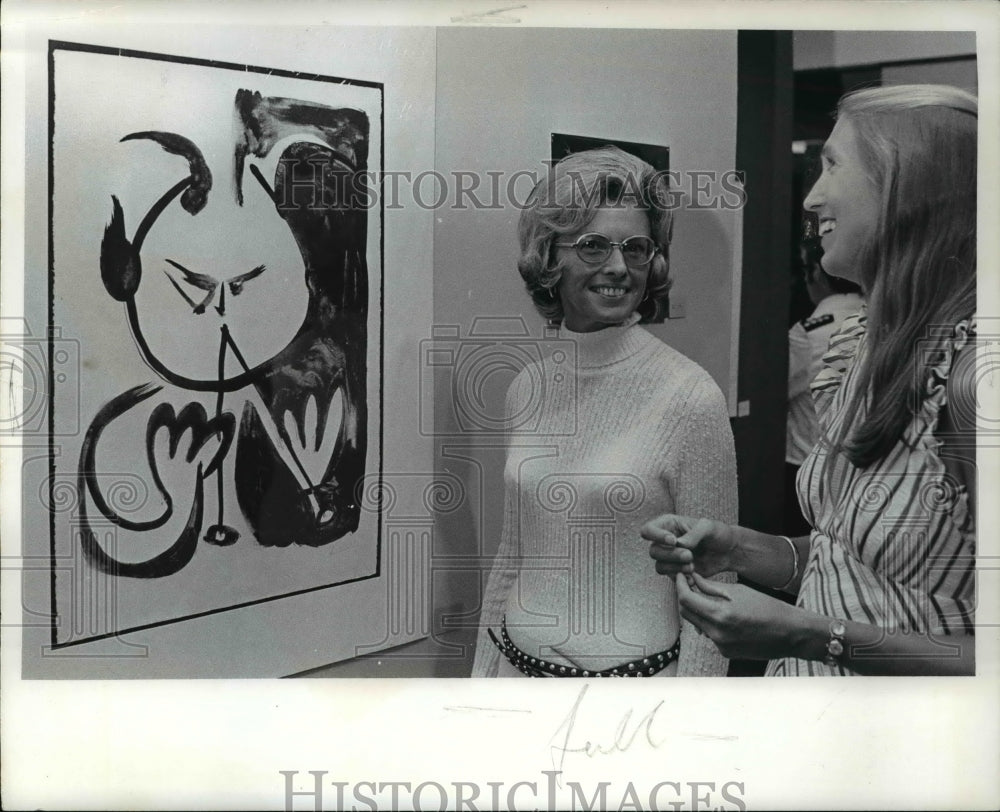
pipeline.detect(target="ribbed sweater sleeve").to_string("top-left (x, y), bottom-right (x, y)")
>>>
top-left (470, 483), bottom-right (517, 677)
top-left (672, 376), bottom-right (739, 677)
top-left (471, 378), bottom-right (527, 678)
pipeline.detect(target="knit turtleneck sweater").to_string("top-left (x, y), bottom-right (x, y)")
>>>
top-left (472, 316), bottom-right (738, 677)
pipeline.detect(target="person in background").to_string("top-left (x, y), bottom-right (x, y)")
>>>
top-left (784, 239), bottom-right (863, 536)
top-left (645, 84), bottom-right (977, 676)
top-left (472, 146), bottom-right (737, 678)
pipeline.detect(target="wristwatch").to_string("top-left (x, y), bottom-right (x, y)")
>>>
top-left (824, 620), bottom-right (846, 667)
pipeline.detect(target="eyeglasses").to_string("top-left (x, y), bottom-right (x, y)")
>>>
top-left (555, 233), bottom-right (659, 267)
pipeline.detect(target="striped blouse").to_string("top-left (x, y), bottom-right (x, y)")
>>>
top-left (766, 310), bottom-right (976, 676)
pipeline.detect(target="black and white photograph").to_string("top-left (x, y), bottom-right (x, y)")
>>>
top-left (2, 0), bottom-right (998, 809)
top-left (37, 40), bottom-right (392, 675)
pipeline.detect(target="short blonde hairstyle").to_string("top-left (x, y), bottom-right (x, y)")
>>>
top-left (516, 146), bottom-right (673, 324)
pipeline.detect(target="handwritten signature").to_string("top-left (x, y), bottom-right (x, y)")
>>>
top-left (549, 684), bottom-right (665, 778)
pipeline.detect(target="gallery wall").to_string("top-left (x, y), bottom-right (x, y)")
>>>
top-left (305, 28), bottom-right (741, 678)
top-left (17, 22), bottom-right (438, 677)
top-left (434, 28), bottom-right (741, 406)
top-left (429, 27), bottom-right (740, 676)
top-left (793, 30), bottom-right (977, 100)
top-left (793, 30), bottom-right (975, 70)
top-left (13, 21), bottom-right (741, 678)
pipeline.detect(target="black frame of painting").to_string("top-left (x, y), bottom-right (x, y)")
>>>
top-left (43, 40), bottom-right (386, 652)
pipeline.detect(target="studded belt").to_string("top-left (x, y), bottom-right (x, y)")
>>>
top-left (488, 616), bottom-right (680, 677)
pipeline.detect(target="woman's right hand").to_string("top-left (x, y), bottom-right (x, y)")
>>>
top-left (642, 515), bottom-right (739, 578)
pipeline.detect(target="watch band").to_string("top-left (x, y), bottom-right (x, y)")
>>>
top-left (824, 620), bottom-right (847, 667)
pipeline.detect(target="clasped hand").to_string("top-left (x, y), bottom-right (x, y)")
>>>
top-left (642, 514), bottom-right (805, 662)
top-left (675, 574), bottom-right (809, 661)
top-left (641, 514), bottom-right (737, 577)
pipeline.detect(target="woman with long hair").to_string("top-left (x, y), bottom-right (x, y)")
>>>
top-left (645, 85), bottom-right (978, 676)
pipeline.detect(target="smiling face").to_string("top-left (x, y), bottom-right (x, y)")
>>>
top-left (555, 204), bottom-right (652, 332)
top-left (803, 117), bottom-right (880, 284)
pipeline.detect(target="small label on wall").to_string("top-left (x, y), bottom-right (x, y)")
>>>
top-left (737, 400), bottom-right (751, 417)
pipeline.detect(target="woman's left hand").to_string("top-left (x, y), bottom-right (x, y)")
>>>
top-left (675, 573), bottom-right (811, 661)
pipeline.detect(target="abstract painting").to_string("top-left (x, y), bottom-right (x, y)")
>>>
top-left (44, 42), bottom-right (384, 659)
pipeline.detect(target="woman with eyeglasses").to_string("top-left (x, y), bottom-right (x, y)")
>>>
top-left (472, 146), bottom-right (738, 678)
top-left (644, 85), bottom-right (978, 676)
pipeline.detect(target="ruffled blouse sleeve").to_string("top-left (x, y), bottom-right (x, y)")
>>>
top-left (809, 307), bottom-right (868, 427)
top-left (905, 314), bottom-right (978, 536)
top-left (908, 315), bottom-right (977, 447)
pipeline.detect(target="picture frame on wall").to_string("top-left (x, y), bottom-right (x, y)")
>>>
top-left (19, 40), bottom-right (425, 678)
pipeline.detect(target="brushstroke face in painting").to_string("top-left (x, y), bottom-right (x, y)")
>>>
top-left (128, 137), bottom-right (310, 380)
top-left (89, 89), bottom-right (371, 569)
top-left (103, 90), bottom-right (371, 383)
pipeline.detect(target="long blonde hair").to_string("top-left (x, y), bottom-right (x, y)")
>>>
top-left (830, 84), bottom-right (976, 468)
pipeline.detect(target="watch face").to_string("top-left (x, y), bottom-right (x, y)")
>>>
top-left (831, 620), bottom-right (847, 636)
top-left (828, 639), bottom-right (844, 657)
